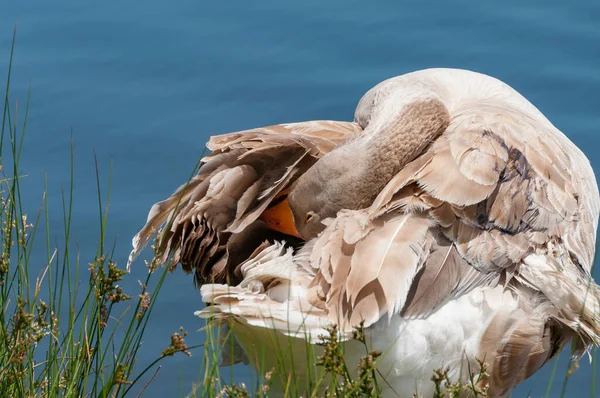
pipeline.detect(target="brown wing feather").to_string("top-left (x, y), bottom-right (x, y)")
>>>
top-left (401, 232), bottom-right (499, 319)
top-left (362, 104), bottom-right (590, 321)
top-left (128, 121), bottom-right (362, 284)
top-left (308, 211), bottom-right (431, 331)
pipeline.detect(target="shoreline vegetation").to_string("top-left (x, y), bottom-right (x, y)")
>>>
top-left (0, 28), bottom-right (198, 398)
top-left (0, 28), bottom-right (596, 397)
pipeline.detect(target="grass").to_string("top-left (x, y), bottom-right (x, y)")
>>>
top-left (189, 319), bottom-right (494, 398)
top-left (0, 27), bottom-right (196, 398)
top-left (0, 27), bottom-right (597, 398)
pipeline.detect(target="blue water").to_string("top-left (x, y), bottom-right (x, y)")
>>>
top-left (1, 1), bottom-right (599, 396)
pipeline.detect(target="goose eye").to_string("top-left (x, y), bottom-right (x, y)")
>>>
top-left (305, 212), bottom-right (314, 224)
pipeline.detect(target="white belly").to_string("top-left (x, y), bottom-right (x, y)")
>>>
top-left (228, 286), bottom-right (516, 397)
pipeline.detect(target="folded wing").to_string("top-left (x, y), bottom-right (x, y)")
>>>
top-left (304, 104), bottom-right (598, 335)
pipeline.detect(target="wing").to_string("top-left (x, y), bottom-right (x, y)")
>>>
top-left (304, 209), bottom-right (499, 332)
top-left (374, 103), bottom-right (597, 272)
top-left (128, 120), bottom-right (363, 285)
top-left (305, 103), bottom-right (599, 331)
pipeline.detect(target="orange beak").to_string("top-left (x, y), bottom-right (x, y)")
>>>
top-left (259, 189), bottom-right (302, 239)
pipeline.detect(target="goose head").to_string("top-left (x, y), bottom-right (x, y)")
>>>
top-left (260, 78), bottom-right (450, 240)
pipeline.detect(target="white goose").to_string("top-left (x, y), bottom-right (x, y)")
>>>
top-left (129, 68), bottom-right (600, 397)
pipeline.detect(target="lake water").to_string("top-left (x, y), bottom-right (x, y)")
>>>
top-left (1, 1), bottom-right (599, 396)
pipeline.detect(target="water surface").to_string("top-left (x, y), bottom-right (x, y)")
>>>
top-left (1, 1), bottom-right (599, 396)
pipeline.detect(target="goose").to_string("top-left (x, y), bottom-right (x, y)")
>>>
top-left (129, 68), bottom-right (600, 397)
